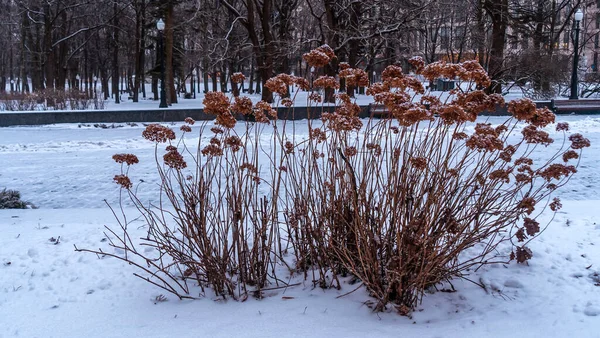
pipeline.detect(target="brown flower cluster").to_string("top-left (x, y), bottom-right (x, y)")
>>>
top-left (410, 157), bottom-right (427, 170)
top-left (465, 123), bottom-right (504, 151)
top-left (522, 125), bottom-right (553, 145)
top-left (253, 101), bottom-right (277, 123)
top-left (408, 56), bottom-right (425, 73)
top-left (164, 148), bottom-right (187, 170)
top-left (452, 90), bottom-right (502, 121)
top-left (569, 133), bottom-right (591, 149)
top-left (203, 91), bottom-right (230, 115)
top-left (562, 150), bottom-right (579, 162)
top-left (549, 197), bottom-right (562, 211)
top-left (366, 143), bottom-right (382, 156)
top-left (231, 72), bottom-right (246, 83)
top-left (313, 76), bottom-right (340, 89)
top-left (394, 103), bottom-right (434, 127)
top-left (344, 146), bottom-right (358, 157)
top-left (322, 111), bottom-right (363, 132)
top-left (339, 68), bottom-right (369, 87)
top-left (112, 153), bottom-right (139, 165)
top-left (232, 96), bottom-right (253, 115)
top-left (184, 117), bottom-right (195, 125)
top-left (499, 145), bottom-right (516, 162)
top-left (523, 217), bottom-right (540, 236)
top-left (201, 144), bottom-right (223, 157)
top-left (366, 82), bottom-right (390, 96)
top-left (529, 107), bottom-right (555, 128)
top-left (224, 136), bottom-right (243, 152)
top-left (308, 92), bottom-right (322, 103)
top-left (302, 45), bottom-right (336, 67)
top-left (239, 162), bottom-right (258, 173)
top-left (538, 163), bottom-right (576, 182)
top-left (284, 141), bottom-right (294, 154)
top-left (113, 174), bottom-right (133, 189)
top-left (556, 122), bottom-right (569, 131)
top-left (421, 61), bottom-right (490, 88)
top-left (265, 74), bottom-right (310, 95)
top-left (142, 124), bottom-right (176, 143)
top-left (508, 98), bottom-right (536, 121)
top-left (489, 168), bottom-right (512, 183)
top-left (513, 246), bottom-right (532, 263)
top-left (180, 125), bottom-right (192, 132)
top-left (518, 196), bottom-right (536, 215)
top-left (309, 128), bottom-right (327, 143)
top-left (281, 98), bottom-right (293, 107)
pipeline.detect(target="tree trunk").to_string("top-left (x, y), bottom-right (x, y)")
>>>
top-left (112, 1), bottom-right (120, 103)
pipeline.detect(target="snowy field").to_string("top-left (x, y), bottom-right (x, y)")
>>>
top-left (1, 115), bottom-right (600, 337)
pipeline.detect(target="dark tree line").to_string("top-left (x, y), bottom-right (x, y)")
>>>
top-left (0, 0), bottom-right (588, 102)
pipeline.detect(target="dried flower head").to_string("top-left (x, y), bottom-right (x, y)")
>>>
top-left (518, 196), bottom-right (536, 215)
top-left (224, 136), bottom-right (243, 152)
top-left (203, 91), bottom-right (230, 116)
top-left (569, 133), bottom-right (591, 149)
top-left (523, 217), bottom-right (540, 236)
top-left (514, 246), bottom-right (533, 263)
top-left (408, 56), bottom-right (425, 73)
top-left (344, 146), bottom-right (358, 157)
top-left (254, 101), bottom-right (277, 122)
top-left (231, 72), bottom-right (246, 83)
top-left (302, 45), bottom-right (336, 67)
top-left (538, 164), bottom-right (576, 182)
top-left (522, 125), bottom-right (553, 145)
top-left (313, 76), bottom-right (340, 89)
top-left (549, 197), bottom-right (562, 211)
top-left (142, 124), bottom-right (176, 143)
top-left (410, 157), bottom-right (427, 170)
top-left (281, 98), bottom-right (293, 107)
top-left (562, 150), bottom-right (579, 162)
top-left (308, 92), bottom-right (322, 103)
top-left (201, 144), bottom-right (223, 157)
top-left (113, 153), bottom-right (139, 165)
top-left (180, 125), bottom-right (192, 132)
top-left (508, 98), bottom-right (537, 121)
top-left (556, 122), bottom-right (569, 132)
top-left (164, 149), bottom-right (187, 170)
top-left (232, 96), bottom-right (253, 116)
top-left (113, 174), bottom-right (133, 189)
top-left (339, 68), bottom-right (370, 87)
top-left (184, 117), bottom-right (195, 125)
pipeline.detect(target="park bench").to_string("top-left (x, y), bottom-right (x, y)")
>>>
top-left (551, 99), bottom-right (600, 114)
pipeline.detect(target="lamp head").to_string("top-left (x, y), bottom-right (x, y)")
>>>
top-left (575, 9), bottom-right (583, 22)
top-left (157, 18), bottom-right (165, 31)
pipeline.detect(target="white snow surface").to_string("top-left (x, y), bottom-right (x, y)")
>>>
top-left (1, 115), bottom-right (600, 337)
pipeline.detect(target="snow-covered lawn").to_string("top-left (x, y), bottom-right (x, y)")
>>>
top-left (1, 116), bottom-right (599, 337)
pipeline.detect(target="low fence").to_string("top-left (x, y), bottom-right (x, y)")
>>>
top-left (0, 100), bottom-right (588, 127)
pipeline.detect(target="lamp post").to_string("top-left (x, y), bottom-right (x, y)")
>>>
top-left (93, 76), bottom-right (98, 99)
top-left (10, 79), bottom-right (14, 93)
top-left (310, 66), bottom-right (315, 91)
top-left (570, 9), bottom-right (584, 100)
top-left (76, 74), bottom-right (80, 91)
top-left (157, 18), bottom-right (168, 108)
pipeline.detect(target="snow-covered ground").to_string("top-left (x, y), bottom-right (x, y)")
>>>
top-left (1, 116), bottom-right (600, 337)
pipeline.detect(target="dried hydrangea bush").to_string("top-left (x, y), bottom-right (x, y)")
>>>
top-left (78, 47), bottom-right (590, 314)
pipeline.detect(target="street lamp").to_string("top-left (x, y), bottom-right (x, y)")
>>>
top-left (310, 66), bottom-right (315, 91)
top-left (93, 76), bottom-right (98, 99)
top-left (76, 74), bottom-right (81, 91)
top-left (570, 9), bottom-right (584, 100)
top-left (157, 18), bottom-right (168, 108)
top-left (10, 79), bottom-right (14, 93)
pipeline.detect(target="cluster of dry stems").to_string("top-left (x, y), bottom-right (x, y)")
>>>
top-left (77, 47), bottom-right (590, 314)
